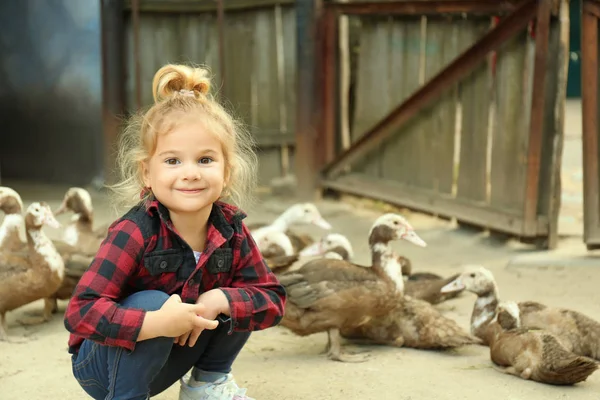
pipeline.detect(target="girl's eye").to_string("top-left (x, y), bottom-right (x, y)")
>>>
top-left (165, 158), bottom-right (180, 165)
top-left (199, 157), bottom-right (213, 164)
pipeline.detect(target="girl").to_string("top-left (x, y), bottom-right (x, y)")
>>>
top-left (64, 64), bottom-right (286, 400)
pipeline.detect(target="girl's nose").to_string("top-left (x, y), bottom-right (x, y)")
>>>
top-left (183, 163), bottom-right (201, 180)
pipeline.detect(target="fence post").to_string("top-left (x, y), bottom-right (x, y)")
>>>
top-left (295, 0), bottom-right (322, 200)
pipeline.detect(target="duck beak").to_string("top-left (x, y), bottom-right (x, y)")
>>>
top-left (402, 230), bottom-right (426, 247)
top-left (299, 241), bottom-right (324, 257)
top-left (43, 213), bottom-right (61, 229)
top-left (313, 217), bottom-right (332, 230)
top-left (54, 200), bottom-right (67, 216)
top-left (440, 278), bottom-right (464, 293)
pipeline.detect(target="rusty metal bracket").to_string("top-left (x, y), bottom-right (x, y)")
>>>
top-left (327, 0), bottom-right (518, 15)
top-left (321, 0), bottom-right (538, 179)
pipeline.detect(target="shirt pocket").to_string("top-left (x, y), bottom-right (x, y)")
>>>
top-left (205, 248), bottom-right (233, 287)
top-left (143, 249), bottom-right (183, 276)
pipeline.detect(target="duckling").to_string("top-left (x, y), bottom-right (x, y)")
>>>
top-left (249, 203), bottom-right (331, 253)
top-left (488, 301), bottom-right (598, 385)
top-left (0, 202), bottom-right (65, 341)
top-left (54, 187), bottom-right (108, 252)
top-left (0, 186), bottom-right (27, 252)
top-left (442, 266), bottom-right (600, 361)
top-left (253, 229), bottom-right (299, 274)
top-left (278, 213), bottom-right (427, 362)
top-left (299, 232), bottom-right (463, 304)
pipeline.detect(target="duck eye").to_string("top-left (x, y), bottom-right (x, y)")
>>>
top-left (393, 220), bottom-right (399, 225)
top-left (469, 273), bottom-right (476, 278)
top-left (326, 240), bottom-right (332, 245)
top-left (304, 209), bottom-right (310, 214)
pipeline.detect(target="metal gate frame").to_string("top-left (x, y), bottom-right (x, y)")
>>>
top-left (581, 0), bottom-right (600, 250)
top-left (311, 0), bottom-right (566, 249)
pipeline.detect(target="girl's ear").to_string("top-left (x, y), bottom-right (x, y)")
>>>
top-left (141, 161), bottom-right (151, 188)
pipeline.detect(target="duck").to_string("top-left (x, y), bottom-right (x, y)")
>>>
top-left (0, 187), bottom-right (94, 315)
top-left (0, 186), bottom-right (27, 252)
top-left (54, 187), bottom-right (108, 251)
top-left (0, 202), bottom-right (66, 341)
top-left (249, 203), bottom-right (332, 253)
top-left (299, 232), bottom-right (464, 305)
top-left (441, 266), bottom-right (600, 361)
top-left (277, 213), bottom-right (427, 362)
top-left (340, 295), bottom-right (481, 350)
top-left (253, 229), bottom-right (299, 274)
top-left (488, 301), bottom-right (598, 385)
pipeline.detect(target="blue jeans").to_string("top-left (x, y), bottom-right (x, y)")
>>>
top-left (71, 290), bottom-right (251, 400)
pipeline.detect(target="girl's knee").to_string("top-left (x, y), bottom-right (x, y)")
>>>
top-left (121, 290), bottom-right (170, 311)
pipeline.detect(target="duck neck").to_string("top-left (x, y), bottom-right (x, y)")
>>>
top-left (76, 211), bottom-right (94, 231)
top-left (470, 285), bottom-right (500, 339)
top-left (370, 240), bottom-right (404, 293)
top-left (270, 211), bottom-right (292, 231)
top-left (0, 213), bottom-right (26, 248)
top-left (27, 227), bottom-right (64, 277)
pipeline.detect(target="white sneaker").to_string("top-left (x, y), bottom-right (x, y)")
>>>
top-left (178, 373), bottom-right (255, 400)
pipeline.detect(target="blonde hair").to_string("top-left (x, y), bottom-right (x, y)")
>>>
top-left (109, 64), bottom-right (258, 212)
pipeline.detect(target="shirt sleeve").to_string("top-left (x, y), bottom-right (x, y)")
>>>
top-left (219, 223), bottom-right (287, 333)
top-left (63, 219), bottom-right (147, 351)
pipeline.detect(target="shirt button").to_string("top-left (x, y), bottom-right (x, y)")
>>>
top-left (159, 261), bottom-right (167, 269)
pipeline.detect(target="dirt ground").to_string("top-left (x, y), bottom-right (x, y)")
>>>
top-left (0, 179), bottom-right (599, 400)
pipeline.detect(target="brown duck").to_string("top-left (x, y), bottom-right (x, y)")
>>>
top-left (278, 213), bottom-right (427, 362)
top-left (442, 265), bottom-right (600, 361)
top-left (54, 187), bottom-right (108, 251)
top-left (0, 187), bottom-right (94, 315)
top-left (299, 232), bottom-right (463, 305)
top-left (0, 202), bottom-right (65, 341)
top-left (488, 301), bottom-right (598, 385)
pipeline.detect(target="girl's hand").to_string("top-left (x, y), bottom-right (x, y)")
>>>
top-left (176, 289), bottom-right (230, 347)
top-left (157, 294), bottom-right (219, 338)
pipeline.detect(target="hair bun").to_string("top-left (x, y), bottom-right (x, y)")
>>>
top-left (152, 64), bottom-right (211, 102)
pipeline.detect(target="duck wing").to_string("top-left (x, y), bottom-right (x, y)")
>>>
top-left (0, 252), bottom-right (30, 280)
top-left (279, 259), bottom-right (389, 310)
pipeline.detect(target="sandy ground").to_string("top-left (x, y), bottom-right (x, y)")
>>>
top-left (0, 99), bottom-right (597, 399)
top-left (0, 180), bottom-right (599, 400)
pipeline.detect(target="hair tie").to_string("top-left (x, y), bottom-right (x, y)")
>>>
top-left (178, 89), bottom-right (195, 98)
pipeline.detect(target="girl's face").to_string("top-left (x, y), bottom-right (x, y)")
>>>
top-left (142, 118), bottom-right (227, 217)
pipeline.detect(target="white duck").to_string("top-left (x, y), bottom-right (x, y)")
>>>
top-left (249, 203), bottom-right (331, 253)
top-left (0, 186), bottom-right (26, 252)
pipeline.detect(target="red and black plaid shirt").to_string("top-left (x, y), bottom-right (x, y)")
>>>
top-left (64, 199), bottom-right (286, 353)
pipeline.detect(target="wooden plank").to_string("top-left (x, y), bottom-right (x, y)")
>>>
top-left (223, 13), bottom-right (254, 129)
top-left (457, 19), bottom-right (492, 203)
top-left (254, 9), bottom-right (283, 183)
top-left (254, 132), bottom-right (295, 146)
top-left (380, 18), bottom-right (423, 186)
top-left (534, 7), bottom-right (567, 249)
top-left (124, 0), bottom-right (295, 13)
top-left (282, 8), bottom-right (297, 141)
top-left (321, 173), bottom-right (549, 235)
top-left (350, 17), bottom-right (392, 177)
top-left (489, 31), bottom-right (532, 217)
top-left (419, 18), bottom-right (459, 194)
top-left (178, 14), bottom-right (221, 87)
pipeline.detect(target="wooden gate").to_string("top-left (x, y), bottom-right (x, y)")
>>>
top-left (313, 0), bottom-right (568, 249)
top-left (581, 0), bottom-right (600, 250)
